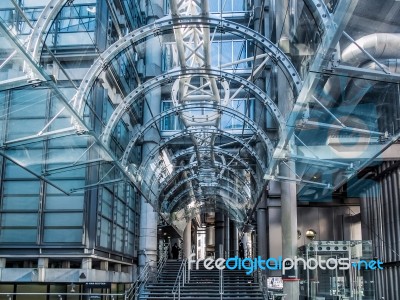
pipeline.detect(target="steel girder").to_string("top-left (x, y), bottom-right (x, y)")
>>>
top-left (167, 182), bottom-right (248, 214)
top-left (72, 15), bottom-right (303, 117)
top-left (101, 68), bottom-right (285, 145)
top-left (136, 128), bottom-right (266, 186)
top-left (170, 147), bottom-right (257, 179)
top-left (156, 161), bottom-right (252, 197)
top-left (162, 173), bottom-right (249, 207)
top-left (23, 0), bottom-right (330, 69)
top-left (141, 146), bottom-right (258, 192)
top-left (166, 186), bottom-right (245, 220)
top-left (123, 126), bottom-right (268, 177)
top-left (27, 0), bottom-right (69, 61)
top-left (264, 0), bottom-right (358, 180)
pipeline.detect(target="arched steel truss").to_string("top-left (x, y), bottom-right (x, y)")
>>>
top-left (141, 146), bottom-right (259, 200)
top-left (140, 140), bottom-right (263, 187)
top-left (25, 0), bottom-right (332, 64)
top-left (121, 104), bottom-right (273, 166)
top-left (101, 68), bottom-right (285, 146)
top-left (72, 15), bottom-right (305, 116)
top-left (167, 182), bottom-right (248, 214)
top-left (166, 187), bottom-right (245, 221)
top-left (27, 0), bottom-right (70, 60)
top-left (163, 173), bottom-right (249, 208)
top-left (170, 147), bottom-right (257, 179)
top-left (157, 161), bottom-right (253, 195)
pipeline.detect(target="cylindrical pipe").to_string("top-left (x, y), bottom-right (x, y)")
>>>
top-left (183, 220), bottom-right (192, 258)
top-left (341, 33), bottom-right (400, 66)
top-left (224, 215), bottom-right (230, 257)
top-left (232, 222), bottom-right (239, 257)
top-left (215, 213), bottom-right (225, 258)
top-left (257, 207), bottom-right (268, 259)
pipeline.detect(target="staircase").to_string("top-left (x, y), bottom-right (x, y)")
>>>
top-left (140, 259), bottom-right (265, 299)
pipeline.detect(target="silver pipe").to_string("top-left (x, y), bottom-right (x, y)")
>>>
top-left (382, 163), bottom-right (391, 262)
top-left (323, 33), bottom-right (400, 107)
top-left (342, 33), bottom-right (400, 66)
top-left (389, 164), bottom-right (397, 263)
top-left (344, 59), bottom-right (400, 105)
top-left (395, 166), bottom-right (400, 257)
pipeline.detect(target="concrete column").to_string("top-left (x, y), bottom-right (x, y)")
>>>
top-left (232, 222), bottom-right (239, 256)
top-left (224, 215), bottom-right (230, 257)
top-left (138, 0), bottom-right (163, 272)
top-left (183, 220), bottom-right (192, 258)
top-left (100, 261), bottom-right (109, 271)
top-left (38, 258), bottom-right (48, 282)
top-left (257, 206), bottom-right (268, 259)
top-left (280, 161), bottom-right (299, 298)
top-left (215, 213), bottom-right (225, 258)
top-left (360, 191), bottom-right (370, 240)
top-left (0, 258), bottom-right (5, 268)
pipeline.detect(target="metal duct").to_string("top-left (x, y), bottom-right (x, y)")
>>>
top-left (341, 33), bottom-right (400, 66)
top-left (344, 59), bottom-right (400, 104)
top-left (206, 225), bottom-right (215, 247)
top-left (323, 34), bottom-right (400, 105)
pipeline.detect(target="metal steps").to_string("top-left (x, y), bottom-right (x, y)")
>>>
top-left (139, 259), bottom-right (265, 300)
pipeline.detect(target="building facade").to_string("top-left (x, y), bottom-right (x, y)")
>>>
top-left (0, 0), bottom-right (399, 299)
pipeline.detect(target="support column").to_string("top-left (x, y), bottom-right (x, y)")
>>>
top-left (138, 0), bottom-right (163, 272)
top-left (215, 213), bottom-right (225, 258)
top-left (224, 215), bottom-right (230, 257)
top-left (280, 160), bottom-right (299, 298)
top-left (257, 204), bottom-right (268, 259)
top-left (232, 222), bottom-right (239, 256)
top-left (183, 219), bottom-right (192, 258)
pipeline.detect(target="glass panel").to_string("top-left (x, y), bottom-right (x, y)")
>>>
top-left (43, 229), bottom-right (82, 243)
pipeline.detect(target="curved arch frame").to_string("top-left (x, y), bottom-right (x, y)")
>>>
top-left (157, 161), bottom-right (253, 195)
top-left (101, 68), bottom-right (285, 145)
top-left (167, 187), bottom-right (245, 221)
top-left (73, 15), bottom-right (304, 116)
top-left (142, 146), bottom-right (259, 203)
top-left (121, 103), bottom-right (273, 165)
top-left (162, 173), bottom-right (249, 207)
top-left (140, 143), bottom-right (262, 190)
top-left (167, 182), bottom-right (248, 214)
top-left (126, 126), bottom-right (268, 177)
top-left (27, 0), bottom-right (69, 60)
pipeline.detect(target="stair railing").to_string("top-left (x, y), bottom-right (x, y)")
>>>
top-left (124, 262), bottom-right (151, 300)
top-left (156, 243), bottom-right (170, 280)
top-left (172, 258), bottom-right (188, 300)
top-left (219, 266), bottom-right (224, 299)
top-left (255, 268), bottom-right (269, 300)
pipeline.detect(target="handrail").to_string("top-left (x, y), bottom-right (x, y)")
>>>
top-left (256, 268), bottom-right (269, 300)
top-left (172, 258), bottom-right (188, 300)
top-left (157, 243), bottom-right (170, 279)
top-left (219, 267), bottom-right (224, 300)
top-left (124, 262), bottom-right (151, 300)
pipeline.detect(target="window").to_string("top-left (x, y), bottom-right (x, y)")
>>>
top-left (161, 101), bottom-right (183, 131)
top-left (211, 40), bottom-right (249, 69)
top-left (221, 98), bottom-right (254, 130)
top-left (208, 0), bottom-right (246, 13)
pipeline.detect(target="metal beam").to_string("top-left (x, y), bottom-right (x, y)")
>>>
top-left (101, 68), bottom-right (285, 145)
top-left (121, 104), bottom-right (273, 165)
top-left (264, 0), bottom-right (359, 180)
top-left (73, 15), bottom-right (303, 117)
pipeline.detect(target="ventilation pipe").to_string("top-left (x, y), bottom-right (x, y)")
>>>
top-left (323, 33), bottom-right (400, 106)
top-left (344, 59), bottom-right (400, 105)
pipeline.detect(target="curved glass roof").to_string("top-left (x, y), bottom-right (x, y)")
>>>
top-left (1, 0), bottom-right (400, 233)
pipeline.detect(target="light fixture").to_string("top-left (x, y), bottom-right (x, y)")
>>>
top-left (305, 229), bottom-right (317, 240)
top-left (297, 230), bottom-right (302, 239)
top-left (70, 283), bottom-right (76, 293)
